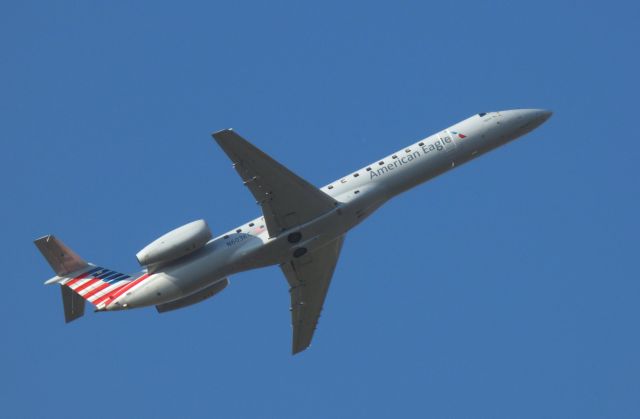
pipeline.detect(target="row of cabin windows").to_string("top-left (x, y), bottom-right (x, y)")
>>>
top-left (327, 142), bottom-right (426, 190)
top-left (222, 222), bottom-right (264, 239)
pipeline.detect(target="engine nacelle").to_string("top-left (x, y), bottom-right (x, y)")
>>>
top-left (155, 278), bottom-right (229, 313)
top-left (136, 219), bottom-right (212, 267)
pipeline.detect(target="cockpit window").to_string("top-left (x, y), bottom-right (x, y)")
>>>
top-left (478, 112), bottom-right (487, 117)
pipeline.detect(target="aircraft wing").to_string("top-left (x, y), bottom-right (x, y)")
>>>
top-left (280, 236), bottom-right (345, 354)
top-left (212, 129), bottom-right (337, 237)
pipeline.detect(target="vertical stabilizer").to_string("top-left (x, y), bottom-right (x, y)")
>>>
top-left (35, 235), bottom-right (91, 323)
top-left (61, 285), bottom-right (85, 323)
top-left (35, 234), bottom-right (137, 320)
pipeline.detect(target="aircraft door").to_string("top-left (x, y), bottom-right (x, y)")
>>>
top-left (439, 131), bottom-right (458, 166)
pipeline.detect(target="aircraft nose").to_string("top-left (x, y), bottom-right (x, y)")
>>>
top-left (521, 108), bottom-right (553, 125)
top-left (503, 108), bottom-right (552, 136)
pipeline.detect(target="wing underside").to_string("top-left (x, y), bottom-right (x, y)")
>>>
top-left (281, 236), bottom-right (345, 354)
top-left (213, 129), bottom-right (345, 354)
top-left (212, 129), bottom-right (337, 236)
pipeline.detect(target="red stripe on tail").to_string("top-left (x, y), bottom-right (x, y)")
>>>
top-left (82, 281), bottom-right (113, 299)
top-left (105, 274), bottom-right (151, 307)
top-left (64, 270), bottom-right (93, 288)
top-left (92, 282), bottom-right (129, 307)
top-left (73, 278), bottom-right (100, 293)
top-left (93, 274), bottom-right (150, 308)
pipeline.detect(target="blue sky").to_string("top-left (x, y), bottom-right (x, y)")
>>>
top-left (2, 1), bottom-right (639, 418)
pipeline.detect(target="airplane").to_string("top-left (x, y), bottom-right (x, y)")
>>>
top-left (35, 109), bottom-right (552, 354)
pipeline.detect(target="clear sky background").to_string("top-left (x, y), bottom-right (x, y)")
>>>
top-left (2, 1), bottom-right (639, 418)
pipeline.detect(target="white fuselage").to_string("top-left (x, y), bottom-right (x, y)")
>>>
top-left (110, 109), bottom-right (551, 310)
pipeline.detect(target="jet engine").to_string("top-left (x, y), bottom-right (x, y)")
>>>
top-left (136, 219), bottom-right (212, 267)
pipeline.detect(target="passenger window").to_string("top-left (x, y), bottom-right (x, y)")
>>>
top-left (223, 235), bottom-right (229, 239)
top-left (405, 148), bottom-right (411, 153)
top-left (392, 155), bottom-right (397, 159)
top-left (328, 185), bottom-right (334, 189)
top-left (366, 167), bottom-right (372, 171)
top-left (478, 112), bottom-right (487, 117)
top-left (354, 190), bottom-right (360, 194)
top-left (419, 142), bottom-right (424, 146)
top-left (236, 229), bottom-right (241, 233)
top-left (249, 223), bottom-right (254, 227)
top-left (378, 161), bottom-right (384, 165)
top-left (353, 173), bottom-right (359, 177)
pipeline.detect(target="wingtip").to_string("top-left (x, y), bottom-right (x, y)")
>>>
top-left (292, 343), bottom-right (310, 355)
top-left (34, 234), bottom-right (53, 244)
top-left (211, 128), bottom-right (234, 139)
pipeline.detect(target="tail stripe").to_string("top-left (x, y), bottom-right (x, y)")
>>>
top-left (74, 279), bottom-right (100, 293)
top-left (91, 269), bottom-right (109, 279)
top-left (64, 267), bottom-right (102, 287)
top-left (97, 270), bottom-right (116, 279)
top-left (82, 282), bottom-right (113, 299)
top-left (66, 267), bottom-right (104, 286)
top-left (106, 273), bottom-right (127, 283)
top-left (91, 279), bottom-right (138, 306)
top-left (104, 272), bottom-right (123, 281)
top-left (57, 265), bottom-right (137, 308)
top-left (69, 278), bottom-right (94, 290)
top-left (88, 280), bottom-right (130, 303)
top-left (78, 279), bottom-right (109, 296)
top-left (35, 236), bottom-right (140, 321)
top-left (103, 273), bottom-right (151, 308)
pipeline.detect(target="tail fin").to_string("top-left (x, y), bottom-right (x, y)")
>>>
top-left (60, 285), bottom-right (86, 323)
top-left (35, 235), bottom-right (133, 322)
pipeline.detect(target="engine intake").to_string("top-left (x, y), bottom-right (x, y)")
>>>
top-left (136, 219), bottom-right (212, 267)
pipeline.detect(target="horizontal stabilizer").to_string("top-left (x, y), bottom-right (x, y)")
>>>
top-left (156, 278), bottom-right (229, 313)
top-left (34, 233), bottom-right (139, 320)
